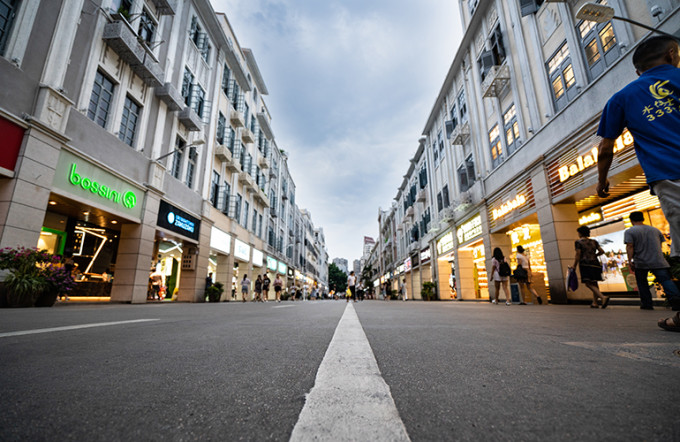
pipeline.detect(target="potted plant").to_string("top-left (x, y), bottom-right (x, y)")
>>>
top-left (0, 247), bottom-right (63, 307)
top-left (421, 282), bottom-right (436, 301)
top-left (206, 281), bottom-right (224, 302)
top-left (36, 264), bottom-right (75, 307)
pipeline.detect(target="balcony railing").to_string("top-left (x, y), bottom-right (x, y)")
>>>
top-left (102, 21), bottom-right (163, 87)
top-left (230, 107), bottom-right (245, 128)
top-left (481, 64), bottom-right (511, 98)
top-left (215, 145), bottom-right (232, 163)
top-left (416, 188), bottom-right (427, 202)
top-left (404, 205), bottom-right (414, 220)
top-left (149, 0), bottom-right (175, 15)
top-left (258, 154), bottom-right (269, 169)
top-left (241, 127), bottom-right (255, 144)
top-left (257, 112), bottom-right (274, 140)
top-left (226, 148), bottom-right (242, 172)
top-left (177, 107), bottom-right (202, 131)
top-left (450, 121), bottom-right (470, 145)
top-left (155, 82), bottom-right (183, 111)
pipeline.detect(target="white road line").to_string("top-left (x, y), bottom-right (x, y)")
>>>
top-left (0, 319), bottom-right (160, 338)
top-left (272, 305), bottom-right (297, 309)
top-left (290, 303), bottom-right (410, 442)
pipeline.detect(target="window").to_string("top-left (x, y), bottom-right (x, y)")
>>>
top-left (468, 0), bottom-right (479, 17)
top-left (578, 14), bottom-right (620, 79)
top-left (546, 43), bottom-right (578, 111)
top-left (478, 26), bottom-right (506, 82)
top-left (216, 112), bottom-right (226, 145)
top-left (222, 64), bottom-right (231, 96)
top-left (258, 214), bottom-right (263, 237)
top-left (458, 89), bottom-right (468, 123)
top-left (489, 125), bottom-right (503, 168)
top-left (449, 104), bottom-right (458, 132)
top-left (190, 16), bottom-right (201, 47)
top-left (419, 166), bottom-right (428, 189)
top-left (171, 137), bottom-right (185, 179)
top-left (182, 67), bottom-right (193, 106)
top-left (433, 143), bottom-right (439, 163)
top-left (235, 194), bottom-right (242, 222)
top-left (231, 81), bottom-right (240, 110)
top-left (503, 104), bottom-right (520, 155)
top-left (191, 85), bottom-right (205, 118)
top-left (118, 96), bottom-right (140, 147)
top-left (87, 70), bottom-right (114, 128)
top-left (243, 201), bottom-right (249, 229)
top-left (519, 0), bottom-right (545, 16)
top-left (222, 181), bottom-right (230, 214)
top-left (437, 192), bottom-right (443, 212)
top-left (244, 102), bottom-right (250, 127)
top-left (0, 0), bottom-right (19, 55)
top-left (228, 128), bottom-right (236, 153)
top-left (138, 8), bottom-right (156, 45)
top-left (252, 210), bottom-right (258, 233)
top-left (442, 185), bottom-right (450, 208)
top-left (201, 41), bottom-right (211, 63)
top-left (185, 146), bottom-right (197, 188)
top-left (458, 155), bottom-right (476, 192)
top-left (210, 171), bottom-right (220, 208)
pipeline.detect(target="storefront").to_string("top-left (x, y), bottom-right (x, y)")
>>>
top-left (455, 213), bottom-right (487, 300)
top-left (546, 128), bottom-right (670, 297)
top-left (155, 199), bottom-right (201, 301)
top-left (233, 238), bottom-right (252, 300)
top-left (39, 149), bottom-right (145, 300)
top-left (209, 226), bottom-right (232, 300)
top-left (436, 230), bottom-right (456, 300)
top-left (419, 247), bottom-right (433, 298)
top-left (403, 257), bottom-right (412, 300)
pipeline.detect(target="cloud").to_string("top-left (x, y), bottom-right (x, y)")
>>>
top-left (211, 0), bottom-right (461, 261)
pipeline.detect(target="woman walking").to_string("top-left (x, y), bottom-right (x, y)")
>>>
top-left (572, 225), bottom-right (609, 308)
top-left (254, 275), bottom-right (263, 302)
top-left (274, 274), bottom-right (283, 302)
top-left (491, 247), bottom-right (511, 305)
top-left (241, 274), bottom-right (251, 302)
top-left (262, 274), bottom-right (271, 302)
top-left (514, 245), bottom-right (542, 305)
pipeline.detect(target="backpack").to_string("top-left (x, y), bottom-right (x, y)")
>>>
top-left (498, 260), bottom-right (511, 277)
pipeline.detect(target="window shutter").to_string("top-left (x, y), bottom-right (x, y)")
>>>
top-left (520, 0), bottom-right (538, 17)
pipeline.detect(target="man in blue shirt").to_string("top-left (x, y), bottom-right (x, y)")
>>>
top-left (597, 36), bottom-right (680, 259)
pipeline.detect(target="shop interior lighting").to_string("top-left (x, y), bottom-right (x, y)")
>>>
top-left (111, 220), bottom-right (118, 224)
top-left (576, 2), bottom-right (680, 39)
top-left (83, 211), bottom-right (90, 216)
top-left (48, 200), bottom-right (57, 205)
top-left (158, 240), bottom-right (183, 255)
top-left (74, 226), bottom-right (108, 275)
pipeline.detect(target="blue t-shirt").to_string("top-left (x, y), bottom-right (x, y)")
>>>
top-left (597, 64), bottom-right (680, 183)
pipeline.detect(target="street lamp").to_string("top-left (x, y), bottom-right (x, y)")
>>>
top-left (575, 2), bottom-right (680, 40)
top-left (153, 139), bottom-right (205, 163)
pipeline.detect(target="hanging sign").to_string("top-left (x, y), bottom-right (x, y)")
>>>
top-left (157, 200), bottom-right (200, 241)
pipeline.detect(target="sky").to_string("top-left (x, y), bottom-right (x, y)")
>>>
top-left (210, 0), bottom-right (463, 263)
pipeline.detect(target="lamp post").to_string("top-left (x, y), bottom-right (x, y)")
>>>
top-left (576, 2), bottom-right (680, 40)
top-left (153, 139), bottom-right (205, 163)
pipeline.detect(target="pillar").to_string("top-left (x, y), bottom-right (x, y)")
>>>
top-left (177, 218), bottom-right (212, 302)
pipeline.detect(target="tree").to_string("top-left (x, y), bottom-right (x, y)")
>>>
top-left (361, 263), bottom-right (374, 290)
top-left (328, 263), bottom-right (347, 293)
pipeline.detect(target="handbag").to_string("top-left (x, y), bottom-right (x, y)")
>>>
top-left (567, 267), bottom-right (579, 291)
top-left (513, 265), bottom-right (528, 279)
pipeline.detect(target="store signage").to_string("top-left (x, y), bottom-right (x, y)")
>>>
top-left (287, 268), bottom-right (294, 277)
top-left (0, 116), bottom-right (24, 173)
top-left (53, 150), bottom-right (143, 220)
top-left (404, 257), bottom-right (412, 272)
top-left (437, 232), bottom-right (455, 254)
top-left (457, 215), bottom-right (483, 244)
top-left (234, 239), bottom-right (250, 261)
top-left (267, 256), bottom-right (278, 271)
top-left (398, 264), bottom-right (405, 274)
top-left (210, 227), bottom-right (231, 255)
top-left (579, 211), bottom-right (602, 226)
top-left (492, 195), bottom-right (527, 221)
top-left (252, 249), bottom-right (264, 267)
top-left (558, 129), bottom-right (634, 183)
top-left (157, 200), bottom-right (200, 241)
top-left (420, 248), bottom-right (431, 263)
top-left (278, 262), bottom-right (288, 275)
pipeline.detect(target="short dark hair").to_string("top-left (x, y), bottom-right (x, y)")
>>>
top-left (516, 245), bottom-right (525, 254)
top-left (633, 36), bottom-right (678, 71)
top-left (629, 211), bottom-right (645, 222)
top-left (577, 225), bottom-right (591, 237)
top-left (493, 247), bottom-right (504, 261)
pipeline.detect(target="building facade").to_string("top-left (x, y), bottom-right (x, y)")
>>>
top-left (377, 0), bottom-right (680, 303)
top-left (0, 0), bottom-right (327, 303)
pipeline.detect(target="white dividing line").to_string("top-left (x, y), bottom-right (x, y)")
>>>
top-left (272, 305), bottom-right (297, 309)
top-left (290, 303), bottom-right (410, 442)
top-left (0, 319), bottom-right (160, 338)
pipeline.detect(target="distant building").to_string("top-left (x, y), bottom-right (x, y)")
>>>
top-left (332, 258), bottom-right (348, 275)
top-left (353, 259), bottom-right (361, 276)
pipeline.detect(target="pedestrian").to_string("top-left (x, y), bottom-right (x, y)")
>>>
top-left (263, 274), bottom-right (271, 302)
top-left (625, 211), bottom-right (680, 313)
top-left (513, 245), bottom-right (542, 305)
top-left (399, 280), bottom-right (408, 301)
top-left (491, 247), bottom-right (511, 305)
top-left (347, 271), bottom-right (357, 302)
top-left (274, 274), bottom-right (283, 302)
top-left (254, 275), bottom-right (263, 302)
top-left (205, 272), bottom-right (213, 290)
top-left (241, 274), bottom-right (251, 302)
top-left (596, 36), bottom-right (680, 259)
top-left (571, 226), bottom-right (609, 309)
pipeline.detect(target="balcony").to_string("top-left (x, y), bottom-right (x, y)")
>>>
top-left (481, 64), bottom-right (511, 98)
top-left (416, 188), bottom-right (427, 203)
top-left (440, 207), bottom-right (455, 222)
top-left (241, 127), bottom-right (255, 144)
top-left (102, 21), bottom-right (163, 87)
top-left (269, 167), bottom-right (278, 179)
top-left (226, 149), bottom-right (242, 172)
top-left (396, 224), bottom-right (403, 232)
top-left (405, 206), bottom-right (414, 220)
top-left (215, 145), bottom-right (232, 163)
top-left (230, 108), bottom-right (245, 128)
top-left (254, 187), bottom-right (270, 207)
top-left (155, 82), bottom-right (184, 111)
top-left (270, 207), bottom-right (278, 218)
top-left (177, 107), bottom-right (202, 131)
top-left (282, 192), bottom-right (289, 201)
top-left (239, 171), bottom-right (256, 191)
top-left (257, 112), bottom-right (274, 140)
top-left (258, 154), bottom-right (269, 169)
top-left (450, 121), bottom-right (470, 145)
top-left (149, 0), bottom-right (175, 15)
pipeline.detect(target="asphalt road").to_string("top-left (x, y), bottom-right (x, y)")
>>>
top-left (1, 300), bottom-right (679, 441)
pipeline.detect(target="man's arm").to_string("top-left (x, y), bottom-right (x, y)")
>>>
top-left (597, 138), bottom-right (615, 197)
top-left (626, 243), bottom-right (635, 272)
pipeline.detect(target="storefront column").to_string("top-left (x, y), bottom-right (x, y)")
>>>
top-left (177, 218), bottom-right (212, 302)
top-left (216, 253), bottom-right (232, 301)
top-left (111, 194), bottom-right (158, 304)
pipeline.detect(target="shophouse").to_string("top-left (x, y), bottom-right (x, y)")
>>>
top-left (0, 0), bottom-right (326, 303)
top-left (385, 0), bottom-right (680, 304)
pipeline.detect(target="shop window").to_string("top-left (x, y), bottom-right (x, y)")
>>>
top-left (443, 185), bottom-right (450, 208)
top-left (216, 112), bottom-right (226, 145)
top-left (185, 146), bottom-right (197, 188)
top-left (119, 95), bottom-right (140, 147)
top-left (503, 104), bottom-right (520, 155)
top-left (0, 0), bottom-right (20, 56)
top-left (138, 8), bottom-right (156, 46)
top-left (171, 136), bottom-right (185, 179)
top-left (489, 124), bottom-right (503, 168)
top-left (87, 70), bottom-right (115, 128)
top-left (210, 171), bottom-right (220, 208)
top-left (546, 42), bottom-right (578, 111)
top-left (182, 67), bottom-right (193, 107)
top-left (578, 15), bottom-right (620, 80)
top-left (478, 26), bottom-right (506, 83)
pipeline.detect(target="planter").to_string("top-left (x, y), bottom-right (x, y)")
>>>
top-left (35, 291), bottom-right (58, 307)
top-left (5, 290), bottom-right (36, 308)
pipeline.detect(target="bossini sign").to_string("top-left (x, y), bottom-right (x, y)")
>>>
top-left (53, 150), bottom-right (143, 219)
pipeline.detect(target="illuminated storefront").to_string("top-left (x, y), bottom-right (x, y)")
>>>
top-left (436, 230), bottom-right (457, 300)
top-left (455, 214), bottom-right (487, 300)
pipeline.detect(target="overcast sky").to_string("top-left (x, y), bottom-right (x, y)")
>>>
top-left (210, 0), bottom-right (463, 263)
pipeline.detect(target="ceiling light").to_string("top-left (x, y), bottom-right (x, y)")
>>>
top-left (111, 220), bottom-right (118, 224)
top-left (83, 211), bottom-right (90, 216)
top-left (48, 201), bottom-right (57, 206)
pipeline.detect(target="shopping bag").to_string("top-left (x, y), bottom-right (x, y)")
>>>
top-left (567, 267), bottom-right (579, 291)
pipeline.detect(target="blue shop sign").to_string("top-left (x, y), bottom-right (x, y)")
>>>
top-left (157, 200), bottom-right (201, 241)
